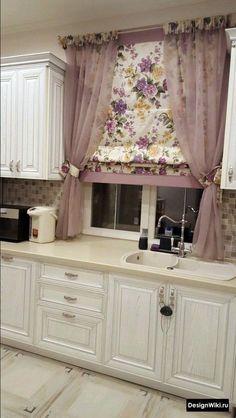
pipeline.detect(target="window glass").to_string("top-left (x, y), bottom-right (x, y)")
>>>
top-left (155, 187), bottom-right (203, 242)
top-left (91, 184), bottom-right (142, 232)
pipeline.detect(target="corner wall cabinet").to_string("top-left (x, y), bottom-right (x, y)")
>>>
top-left (221, 28), bottom-right (236, 189)
top-left (1, 255), bottom-right (236, 405)
top-left (1, 52), bottom-right (65, 180)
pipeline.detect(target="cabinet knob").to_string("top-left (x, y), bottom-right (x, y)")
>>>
top-left (228, 167), bottom-right (233, 182)
top-left (16, 160), bottom-right (21, 172)
top-left (9, 160), bottom-right (14, 172)
top-left (160, 305), bottom-right (173, 316)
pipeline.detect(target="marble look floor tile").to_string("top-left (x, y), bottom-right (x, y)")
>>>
top-left (1, 349), bottom-right (78, 418)
top-left (41, 369), bottom-right (162, 418)
top-left (1, 346), bottom-right (15, 360)
top-left (1, 346), bottom-right (231, 418)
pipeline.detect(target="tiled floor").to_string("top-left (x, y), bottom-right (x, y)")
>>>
top-left (1, 345), bottom-right (231, 418)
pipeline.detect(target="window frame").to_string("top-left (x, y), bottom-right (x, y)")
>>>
top-left (82, 183), bottom-right (196, 250)
top-left (83, 183), bottom-right (155, 241)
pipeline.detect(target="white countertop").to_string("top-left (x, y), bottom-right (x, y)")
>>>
top-left (1, 235), bottom-right (236, 293)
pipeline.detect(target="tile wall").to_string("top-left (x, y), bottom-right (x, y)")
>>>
top-left (2, 178), bottom-right (236, 260)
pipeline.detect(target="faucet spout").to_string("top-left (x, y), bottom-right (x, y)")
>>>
top-left (157, 213), bottom-right (188, 258)
top-left (157, 215), bottom-right (182, 229)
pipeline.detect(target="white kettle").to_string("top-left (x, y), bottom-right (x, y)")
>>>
top-left (27, 206), bottom-right (57, 243)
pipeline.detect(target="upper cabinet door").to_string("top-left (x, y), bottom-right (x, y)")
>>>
top-left (17, 67), bottom-right (46, 178)
top-left (221, 32), bottom-right (236, 189)
top-left (0, 70), bottom-right (17, 177)
top-left (47, 70), bottom-right (64, 180)
top-left (0, 53), bottom-right (65, 180)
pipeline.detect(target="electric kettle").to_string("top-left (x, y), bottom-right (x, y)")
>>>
top-left (27, 206), bottom-right (57, 243)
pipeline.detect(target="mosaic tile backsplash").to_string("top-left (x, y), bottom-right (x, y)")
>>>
top-left (2, 179), bottom-right (63, 209)
top-left (2, 178), bottom-right (236, 260)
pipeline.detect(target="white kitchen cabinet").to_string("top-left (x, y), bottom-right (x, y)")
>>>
top-left (1, 256), bottom-right (36, 344)
top-left (0, 52), bottom-right (65, 180)
top-left (105, 274), bottom-right (166, 380)
top-left (1, 253), bottom-right (236, 402)
top-left (0, 70), bottom-right (17, 176)
top-left (164, 284), bottom-right (236, 398)
top-left (221, 28), bottom-right (236, 189)
top-left (35, 263), bottom-right (106, 363)
top-left (35, 306), bottom-right (103, 363)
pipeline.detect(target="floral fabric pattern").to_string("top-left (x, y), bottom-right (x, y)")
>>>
top-left (89, 41), bottom-right (187, 172)
top-left (163, 15), bottom-right (227, 35)
top-left (87, 162), bottom-right (190, 176)
top-left (58, 31), bottom-right (118, 49)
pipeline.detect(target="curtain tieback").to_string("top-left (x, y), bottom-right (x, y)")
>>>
top-left (198, 165), bottom-right (221, 188)
top-left (60, 160), bottom-right (80, 178)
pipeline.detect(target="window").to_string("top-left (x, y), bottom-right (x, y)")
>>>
top-left (83, 183), bottom-right (202, 244)
top-left (154, 187), bottom-right (203, 242)
top-left (91, 184), bottom-right (142, 232)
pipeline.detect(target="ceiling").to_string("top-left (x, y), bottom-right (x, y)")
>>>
top-left (1, 0), bottom-right (232, 34)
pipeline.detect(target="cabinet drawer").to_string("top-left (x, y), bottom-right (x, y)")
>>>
top-left (35, 306), bottom-right (103, 363)
top-left (38, 282), bottom-right (105, 315)
top-left (41, 264), bottom-right (105, 290)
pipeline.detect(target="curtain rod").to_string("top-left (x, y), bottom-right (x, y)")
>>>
top-left (118, 24), bottom-right (162, 34)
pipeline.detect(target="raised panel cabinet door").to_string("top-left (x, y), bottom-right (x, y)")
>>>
top-left (105, 274), bottom-right (165, 380)
top-left (35, 306), bottom-right (103, 363)
top-left (164, 285), bottom-right (236, 398)
top-left (221, 39), bottom-right (236, 189)
top-left (0, 70), bottom-right (17, 176)
top-left (1, 257), bottom-right (35, 343)
top-left (17, 66), bottom-right (47, 178)
top-left (47, 69), bottom-right (64, 180)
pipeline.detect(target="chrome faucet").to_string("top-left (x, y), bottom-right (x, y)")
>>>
top-left (157, 214), bottom-right (187, 257)
top-left (157, 190), bottom-right (190, 258)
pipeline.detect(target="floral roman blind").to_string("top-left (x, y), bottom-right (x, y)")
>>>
top-left (87, 40), bottom-right (190, 177)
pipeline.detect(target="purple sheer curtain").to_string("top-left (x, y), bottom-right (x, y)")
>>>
top-left (56, 39), bottom-right (118, 239)
top-left (164, 26), bottom-right (228, 260)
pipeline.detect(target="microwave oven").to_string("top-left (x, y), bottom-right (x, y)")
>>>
top-left (0, 205), bottom-right (30, 242)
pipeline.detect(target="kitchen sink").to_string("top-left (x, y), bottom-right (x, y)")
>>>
top-left (121, 251), bottom-right (236, 281)
top-left (121, 250), bottom-right (178, 271)
top-left (173, 257), bottom-right (236, 281)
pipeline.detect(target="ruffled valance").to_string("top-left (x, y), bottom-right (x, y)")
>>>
top-left (58, 31), bottom-right (118, 49)
top-left (163, 15), bottom-right (228, 35)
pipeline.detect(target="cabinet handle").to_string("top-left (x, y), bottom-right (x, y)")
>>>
top-left (64, 296), bottom-right (77, 303)
top-left (228, 167), bottom-right (233, 182)
top-left (62, 312), bottom-right (76, 319)
top-left (16, 160), bottom-right (21, 172)
top-left (2, 255), bottom-right (14, 262)
top-left (65, 272), bottom-right (78, 280)
top-left (9, 160), bottom-right (14, 172)
top-left (159, 285), bottom-right (165, 306)
top-left (169, 288), bottom-right (176, 308)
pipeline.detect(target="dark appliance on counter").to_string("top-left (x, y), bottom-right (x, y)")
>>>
top-left (0, 205), bottom-right (30, 242)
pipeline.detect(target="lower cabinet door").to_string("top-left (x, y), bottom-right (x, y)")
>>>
top-left (35, 306), bottom-right (103, 363)
top-left (1, 258), bottom-right (35, 343)
top-left (105, 274), bottom-right (165, 380)
top-left (164, 285), bottom-right (236, 398)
